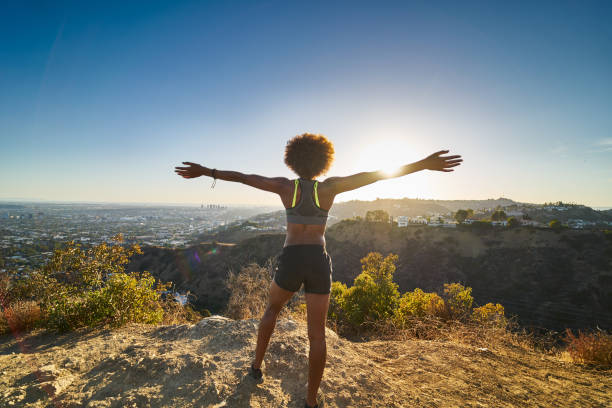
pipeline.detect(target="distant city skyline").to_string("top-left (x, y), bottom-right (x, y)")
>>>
top-left (1, 198), bottom-right (610, 212)
top-left (1, 1), bottom-right (611, 207)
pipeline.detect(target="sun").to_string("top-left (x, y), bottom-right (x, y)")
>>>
top-left (357, 140), bottom-right (411, 177)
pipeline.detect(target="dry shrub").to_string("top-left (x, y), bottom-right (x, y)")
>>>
top-left (443, 319), bottom-right (527, 350)
top-left (1, 300), bottom-right (41, 334)
top-left (565, 329), bottom-right (612, 368)
top-left (0, 272), bottom-right (11, 307)
top-left (161, 299), bottom-right (205, 325)
top-left (224, 258), bottom-right (307, 321)
top-left (225, 261), bottom-right (274, 320)
top-left (345, 315), bottom-right (530, 352)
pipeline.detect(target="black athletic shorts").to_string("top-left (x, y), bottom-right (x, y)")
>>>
top-left (273, 245), bottom-right (333, 294)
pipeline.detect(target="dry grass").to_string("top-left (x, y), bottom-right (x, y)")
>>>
top-left (333, 315), bottom-right (536, 353)
top-left (161, 299), bottom-right (206, 325)
top-left (225, 261), bottom-right (275, 320)
top-left (0, 300), bottom-right (42, 334)
top-left (224, 259), bottom-right (308, 322)
top-left (565, 329), bottom-right (612, 368)
top-left (0, 272), bottom-right (11, 307)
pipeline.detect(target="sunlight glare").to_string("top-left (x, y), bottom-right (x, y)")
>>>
top-left (358, 140), bottom-right (413, 176)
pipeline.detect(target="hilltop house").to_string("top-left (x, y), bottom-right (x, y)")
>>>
top-left (395, 215), bottom-right (428, 227)
top-left (396, 216), bottom-right (409, 227)
top-left (428, 217), bottom-right (457, 228)
top-left (409, 216), bottom-right (428, 225)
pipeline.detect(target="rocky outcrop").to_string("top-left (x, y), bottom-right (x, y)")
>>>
top-left (1, 317), bottom-right (610, 407)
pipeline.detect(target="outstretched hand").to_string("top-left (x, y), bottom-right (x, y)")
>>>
top-left (420, 150), bottom-right (462, 172)
top-left (174, 162), bottom-right (206, 179)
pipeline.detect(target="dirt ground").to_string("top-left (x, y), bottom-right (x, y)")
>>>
top-left (1, 316), bottom-right (610, 407)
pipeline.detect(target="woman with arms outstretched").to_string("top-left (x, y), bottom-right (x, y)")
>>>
top-left (175, 133), bottom-right (462, 408)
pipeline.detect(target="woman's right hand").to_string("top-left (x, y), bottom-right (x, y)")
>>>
top-left (419, 150), bottom-right (463, 172)
top-left (174, 162), bottom-right (207, 179)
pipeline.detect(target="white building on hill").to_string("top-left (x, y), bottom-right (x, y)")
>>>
top-left (396, 216), bottom-right (409, 227)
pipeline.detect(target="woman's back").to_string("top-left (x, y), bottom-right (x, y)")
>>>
top-left (281, 178), bottom-right (335, 247)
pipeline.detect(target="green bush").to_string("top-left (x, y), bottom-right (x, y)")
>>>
top-left (471, 303), bottom-right (506, 327)
top-left (45, 270), bottom-right (167, 332)
top-left (337, 252), bottom-right (400, 327)
top-left (394, 288), bottom-right (445, 328)
top-left (327, 252), bottom-right (507, 337)
top-left (443, 283), bottom-right (473, 319)
top-left (328, 281), bottom-right (348, 323)
top-left (17, 235), bottom-right (170, 332)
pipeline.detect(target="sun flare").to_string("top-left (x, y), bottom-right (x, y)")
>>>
top-left (356, 140), bottom-right (413, 176)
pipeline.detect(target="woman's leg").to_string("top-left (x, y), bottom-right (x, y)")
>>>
top-left (252, 280), bottom-right (295, 370)
top-left (305, 292), bottom-right (330, 407)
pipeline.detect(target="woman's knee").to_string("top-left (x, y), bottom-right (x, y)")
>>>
top-left (265, 303), bottom-right (283, 317)
top-left (308, 330), bottom-right (326, 345)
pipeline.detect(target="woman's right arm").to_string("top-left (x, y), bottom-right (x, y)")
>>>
top-left (174, 162), bottom-right (291, 195)
top-left (324, 150), bottom-right (462, 195)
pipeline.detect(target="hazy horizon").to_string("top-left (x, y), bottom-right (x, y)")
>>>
top-left (1, 196), bottom-right (610, 210)
top-left (2, 1), bottom-right (611, 206)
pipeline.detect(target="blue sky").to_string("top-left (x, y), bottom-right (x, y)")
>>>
top-left (1, 1), bottom-right (611, 206)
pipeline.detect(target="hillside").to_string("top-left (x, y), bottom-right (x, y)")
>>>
top-left (197, 199), bottom-right (612, 236)
top-left (129, 222), bottom-right (612, 332)
top-left (525, 205), bottom-right (612, 224)
top-left (329, 197), bottom-right (519, 220)
top-left (1, 316), bottom-right (610, 407)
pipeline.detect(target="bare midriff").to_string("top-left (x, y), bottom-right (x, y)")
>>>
top-left (284, 223), bottom-right (327, 247)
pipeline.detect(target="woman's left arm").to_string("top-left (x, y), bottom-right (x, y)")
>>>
top-left (174, 162), bottom-right (290, 194)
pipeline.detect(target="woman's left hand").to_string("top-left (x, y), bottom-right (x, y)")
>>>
top-left (419, 150), bottom-right (462, 172)
top-left (175, 162), bottom-right (206, 178)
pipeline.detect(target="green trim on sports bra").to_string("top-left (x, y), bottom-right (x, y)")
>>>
top-left (290, 179), bottom-right (321, 209)
top-left (291, 179), bottom-right (299, 207)
top-left (286, 179), bottom-right (328, 225)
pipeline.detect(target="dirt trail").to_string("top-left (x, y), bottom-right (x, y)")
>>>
top-left (1, 316), bottom-right (610, 407)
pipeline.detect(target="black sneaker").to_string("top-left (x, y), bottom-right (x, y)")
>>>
top-left (305, 393), bottom-right (324, 408)
top-left (248, 363), bottom-right (263, 381)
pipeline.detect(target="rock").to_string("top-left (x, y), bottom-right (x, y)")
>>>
top-left (197, 315), bottom-right (233, 327)
top-left (325, 327), bottom-right (339, 341)
top-left (476, 347), bottom-right (495, 357)
top-left (37, 364), bottom-right (60, 382)
top-left (63, 356), bottom-right (84, 371)
top-left (41, 375), bottom-right (74, 395)
top-left (276, 319), bottom-right (298, 332)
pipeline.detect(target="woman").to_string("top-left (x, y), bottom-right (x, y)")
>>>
top-left (175, 133), bottom-right (462, 408)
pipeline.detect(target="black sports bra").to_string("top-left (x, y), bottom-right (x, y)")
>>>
top-left (285, 179), bottom-right (329, 225)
